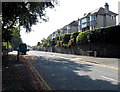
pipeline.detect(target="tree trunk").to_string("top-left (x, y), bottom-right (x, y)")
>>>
top-left (7, 41), bottom-right (9, 56)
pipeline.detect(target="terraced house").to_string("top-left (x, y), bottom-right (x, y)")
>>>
top-left (78, 3), bottom-right (118, 32)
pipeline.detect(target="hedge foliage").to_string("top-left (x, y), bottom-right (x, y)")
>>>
top-left (90, 25), bottom-right (120, 43)
top-left (76, 30), bottom-right (92, 44)
top-left (41, 25), bottom-right (120, 48)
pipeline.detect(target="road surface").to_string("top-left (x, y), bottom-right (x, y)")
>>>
top-left (9, 51), bottom-right (119, 90)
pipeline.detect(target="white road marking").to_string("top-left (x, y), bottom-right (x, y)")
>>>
top-left (101, 75), bottom-right (118, 82)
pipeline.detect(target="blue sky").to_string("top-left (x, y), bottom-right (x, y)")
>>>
top-left (20, 0), bottom-right (120, 46)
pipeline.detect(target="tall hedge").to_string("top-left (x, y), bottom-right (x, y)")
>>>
top-left (61, 33), bottom-right (71, 44)
top-left (76, 30), bottom-right (92, 44)
top-left (90, 25), bottom-right (120, 43)
top-left (76, 25), bottom-right (120, 44)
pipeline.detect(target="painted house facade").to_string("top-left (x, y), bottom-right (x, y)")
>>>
top-left (78, 3), bottom-right (118, 32)
top-left (66, 21), bottom-right (78, 33)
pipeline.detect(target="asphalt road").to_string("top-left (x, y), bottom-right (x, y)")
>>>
top-left (9, 51), bottom-right (119, 90)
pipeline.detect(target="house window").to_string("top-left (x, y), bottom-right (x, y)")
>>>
top-left (81, 18), bottom-right (87, 28)
top-left (90, 15), bottom-right (96, 21)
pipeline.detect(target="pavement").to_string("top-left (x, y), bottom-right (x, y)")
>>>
top-left (2, 54), bottom-right (41, 91)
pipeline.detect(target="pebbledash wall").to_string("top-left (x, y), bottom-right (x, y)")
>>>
top-left (40, 43), bottom-right (120, 58)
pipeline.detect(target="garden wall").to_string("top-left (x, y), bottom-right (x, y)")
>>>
top-left (43, 43), bottom-right (120, 58)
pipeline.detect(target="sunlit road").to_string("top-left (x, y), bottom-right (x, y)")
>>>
top-left (10, 51), bottom-right (119, 90)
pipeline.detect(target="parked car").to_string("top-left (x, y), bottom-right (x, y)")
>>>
top-left (19, 43), bottom-right (29, 55)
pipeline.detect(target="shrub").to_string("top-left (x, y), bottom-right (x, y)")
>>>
top-left (76, 30), bottom-right (92, 44)
top-left (61, 33), bottom-right (71, 44)
top-left (50, 39), bottom-right (56, 46)
top-left (62, 43), bottom-right (69, 48)
top-left (2, 42), bottom-right (12, 49)
top-left (56, 41), bottom-right (63, 46)
top-left (90, 25), bottom-right (120, 43)
top-left (70, 32), bottom-right (79, 39)
top-left (68, 38), bottom-right (75, 47)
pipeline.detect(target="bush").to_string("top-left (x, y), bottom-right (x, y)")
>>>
top-left (90, 25), bottom-right (120, 43)
top-left (50, 39), bottom-right (56, 46)
top-left (2, 42), bottom-right (12, 49)
top-left (76, 25), bottom-right (120, 44)
top-left (61, 33), bottom-right (71, 44)
top-left (62, 43), bottom-right (69, 48)
top-left (70, 32), bottom-right (79, 39)
top-left (68, 38), bottom-right (75, 47)
top-left (76, 30), bottom-right (92, 44)
top-left (56, 41), bottom-right (63, 46)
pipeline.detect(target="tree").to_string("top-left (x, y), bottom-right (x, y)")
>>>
top-left (10, 27), bottom-right (23, 50)
top-left (37, 42), bottom-right (41, 46)
top-left (2, 2), bottom-right (56, 32)
top-left (2, 1), bottom-right (57, 43)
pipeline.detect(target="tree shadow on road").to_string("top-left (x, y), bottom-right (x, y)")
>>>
top-left (31, 56), bottom-right (119, 91)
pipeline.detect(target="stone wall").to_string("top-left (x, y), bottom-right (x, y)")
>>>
top-left (41, 43), bottom-right (120, 58)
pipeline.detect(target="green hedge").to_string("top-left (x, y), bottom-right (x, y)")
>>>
top-left (90, 25), bottom-right (120, 43)
top-left (76, 25), bottom-right (120, 44)
top-left (70, 32), bottom-right (79, 39)
top-left (52, 25), bottom-right (120, 48)
top-left (60, 33), bottom-right (71, 44)
top-left (76, 30), bottom-right (92, 44)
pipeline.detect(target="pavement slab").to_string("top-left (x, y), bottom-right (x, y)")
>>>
top-left (2, 55), bottom-right (40, 91)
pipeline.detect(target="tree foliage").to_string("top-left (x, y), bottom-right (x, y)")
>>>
top-left (9, 27), bottom-right (23, 50)
top-left (2, 2), bottom-right (55, 32)
top-left (2, 1), bottom-right (57, 43)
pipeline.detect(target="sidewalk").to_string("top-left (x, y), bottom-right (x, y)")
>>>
top-left (2, 55), bottom-right (40, 91)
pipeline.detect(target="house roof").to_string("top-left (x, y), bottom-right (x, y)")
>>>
top-left (68, 20), bottom-right (78, 26)
top-left (90, 7), bottom-right (118, 15)
top-left (61, 25), bottom-right (67, 30)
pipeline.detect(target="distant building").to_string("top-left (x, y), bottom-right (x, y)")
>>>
top-left (66, 21), bottom-right (78, 33)
top-left (78, 3), bottom-right (118, 32)
top-left (48, 3), bottom-right (118, 40)
top-left (118, 1), bottom-right (120, 24)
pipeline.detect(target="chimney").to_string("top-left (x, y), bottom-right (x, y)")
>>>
top-left (105, 3), bottom-right (109, 13)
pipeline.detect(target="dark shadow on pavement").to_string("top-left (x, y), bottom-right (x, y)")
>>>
top-left (30, 56), bottom-right (118, 90)
top-left (2, 55), bottom-right (40, 91)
